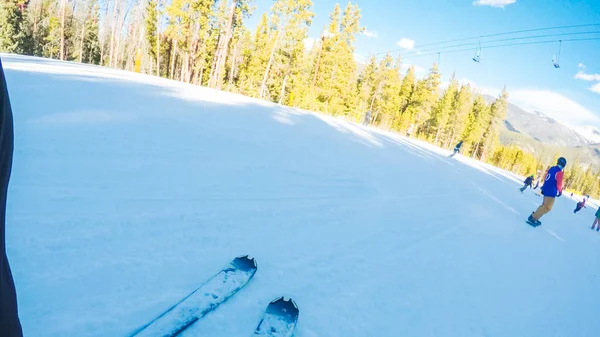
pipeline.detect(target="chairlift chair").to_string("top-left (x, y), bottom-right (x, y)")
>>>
top-left (472, 41), bottom-right (482, 63)
top-left (552, 40), bottom-right (562, 68)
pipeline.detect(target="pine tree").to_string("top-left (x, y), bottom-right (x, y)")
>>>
top-left (444, 83), bottom-right (472, 148)
top-left (356, 55), bottom-right (378, 123)
top-left (309, 3), bottom-right (341, 112)
top-left (222, 0), bottom-right (254, 89)
top-left (146, 0), bottom-right (159, 73)
top-left (480, 86), bottom-right (509, 161)
top-left (332, 1), bottom-right (363, 116)
top-left (260, 0), bottom-right (314, 103)
top-left (427, 73), bottom-right (458, 145)
top-left (0, 0), bottom-right (33, 54)
top-left (370, 54), bottom-right (402, 128)
top-left (403, 63), bottom-right (441, 136)
top-left (28, 0), bottom-right (49, 57)
top-left (79, 1), bottom-right (101, 65)
top-left (392, 65), bottom-right (415, 132)
top-left (461, 94), bottom-right (490, 156)
top-left (238, 13), bottom-right (271, 96)
top-left (45, 9), bottom-right (62, 58)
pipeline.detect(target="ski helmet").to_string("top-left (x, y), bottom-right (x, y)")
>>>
top-left (557, 157), bottom-right (567, 167)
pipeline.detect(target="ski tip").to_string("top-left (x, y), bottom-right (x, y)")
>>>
top-left (232, 255), bottom-right (258, 271)
top-left (266, 296), bottom-right (299, 321)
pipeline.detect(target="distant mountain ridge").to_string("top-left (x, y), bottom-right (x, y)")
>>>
top-left (483, 94), bottom-right (596, 147)
top-left (481, 94), bottom-right (600, 167)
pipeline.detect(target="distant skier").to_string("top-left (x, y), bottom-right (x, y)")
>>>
top-left (574, 197), bottom-right (587, 214)
top-left (449, 141), bottom-right (463, 157)
top-left (592, 208), bottom-right (600, 231)
top-left (527, 157), bottom-right (566, 226)
top-left (520, 175), bottom-right (534, 192)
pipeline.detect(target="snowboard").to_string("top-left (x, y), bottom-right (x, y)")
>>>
top-left (130, 255), bottom-right (258, 337)
top-left (526, 219), bottom-right (540, 227)
top-left (252, 297), bottom-right (299, 337)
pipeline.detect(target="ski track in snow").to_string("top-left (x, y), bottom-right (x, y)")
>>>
top-left (2, 54), bottom-right (599, 337)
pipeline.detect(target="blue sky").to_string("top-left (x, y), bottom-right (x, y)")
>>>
top-left (249, 0), bottom-right (600, 131)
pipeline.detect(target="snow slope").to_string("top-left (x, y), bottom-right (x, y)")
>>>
top-left (3, 54), bottom-right (599, 337)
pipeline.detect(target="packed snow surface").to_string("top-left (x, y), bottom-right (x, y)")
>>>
top-left (3, 54), bottom-right (599, 337)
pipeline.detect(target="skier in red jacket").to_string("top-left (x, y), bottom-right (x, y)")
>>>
top-left (527, 157), bottom-right (566, 226)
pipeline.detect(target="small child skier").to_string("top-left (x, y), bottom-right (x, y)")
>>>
top-left (449, 141), bottom-right (463, 157)
top-left (574, 197), bottom-right (587, 214)
top-left (527, 157), bottom-right (566, 226)
top-left (520, 175), bottom-right (534, 193)
top-left (592, 208), bottom-right (600, 231)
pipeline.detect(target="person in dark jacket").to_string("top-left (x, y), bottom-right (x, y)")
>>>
top-left (0, 57), bottom-right (23, 336)
top-left (574, 197), bottom-right (587, 214)
top-left (528, 157), bottom-right (566, 226)
top-left (520, 175), bottom-right (534, 192)
top-left (449, 141), bottom-right (463, 157)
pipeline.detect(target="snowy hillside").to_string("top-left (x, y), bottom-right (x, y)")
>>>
top-left (3, 54), bottom-right (599, 337)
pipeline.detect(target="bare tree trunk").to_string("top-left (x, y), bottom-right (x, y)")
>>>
top-left (137, 24), bottom-right (145, 73)
top-left (446, 134), bottom-right (455, 149)
top-left (312, 36), bottom-right (324, 87)
top-left (109, 0), bottom-right (119, 67)
top-left (198, 60), bottom-right (204, 85)
top-left (33, 2), bottom-right (41, 53)
top-left (183, 51), bottom-right (189, 82)
top-left (369, 94), bottom-right (376, 112)
top-left (79, 13), bottom-right (87, 63)
top-left (157, 0), bottom-right (161, 76)
top-left (100, 2), bottom-right (109, 65)
top-left (278, 74), bottom-right (288, 104)
top-left (180, 60), bottom-right (184, 81)
top-left (260, 31), bottom-right (279, 99)
top-left (60, 0), bottom-right (67, 60)
top-left (227, 41), bottom-right (238, 90)
top-left (209, 3), bottom-right (236, 89)
top-left (170, 40), bottom-right (177, 80)
top-left (472, 142), bottom-right (480, 158)
top-left (434, 128), bottom-right (441, 145)
top-left (114, 2), bottom-right (132, 69)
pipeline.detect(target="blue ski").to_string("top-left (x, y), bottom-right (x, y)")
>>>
top-left (130, 255), bottom-right (257, 337)
top-left (253, 297), bottom-right (299, 337)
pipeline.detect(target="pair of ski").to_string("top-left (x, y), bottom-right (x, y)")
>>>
top-left (129, 255), bottom-right (299, 337)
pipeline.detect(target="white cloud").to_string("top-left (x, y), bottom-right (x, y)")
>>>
top-left (396, 38), bottom-right (415, 50)
top-left (574, 69), bottom-right (600, 95)
top-left (578, 63), bottom-right (586, 69)
top-left (363, 30), bottom-right (378, 39)
top-left (509, 89), bottom-right (600, 126)
top-left (472, 0), bottom-right (517, 8)
top-left (303, 38), bottom-right (315, 51)
top-left (575, 71), bottom-right (600, 82)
